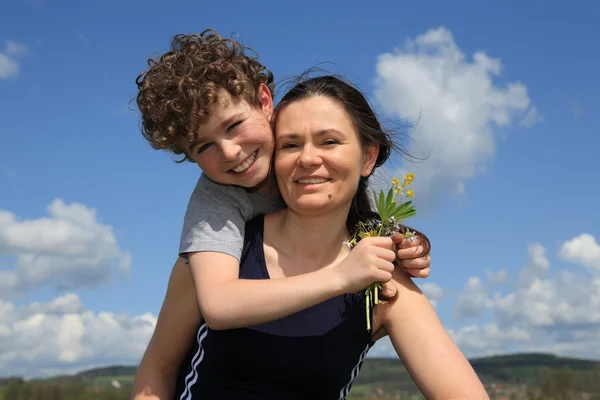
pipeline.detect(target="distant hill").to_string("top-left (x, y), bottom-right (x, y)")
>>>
top-left (350, 353), bottom-right (600, 397)
top-left (1, 353), bottom-right (598, 399)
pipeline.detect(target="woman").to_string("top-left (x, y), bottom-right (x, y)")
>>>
top-left (167, 75), bottom-right (489, 400)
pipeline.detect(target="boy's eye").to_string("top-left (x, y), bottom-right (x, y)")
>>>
top-left (226, 121), bottom-right (242, 132)
top-left (196, 143), bottom-right (212, 154)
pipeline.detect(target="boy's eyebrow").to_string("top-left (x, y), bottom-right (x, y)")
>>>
top-left (277, 128), bottom-right (344, 140)
top-left (220, 112), bottom-right (246, 129)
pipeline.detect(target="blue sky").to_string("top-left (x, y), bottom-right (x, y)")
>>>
top-left (1, 0), bottom-right (599, 377)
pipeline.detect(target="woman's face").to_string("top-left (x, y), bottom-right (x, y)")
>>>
top-left (274, 95), bottom-right (378, 218)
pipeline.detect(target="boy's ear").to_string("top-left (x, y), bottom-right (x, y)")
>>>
top-left (258, 84), bottom-right (274, 117)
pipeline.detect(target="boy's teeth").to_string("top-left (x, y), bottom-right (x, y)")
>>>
top-left (298, 178), bottom-right (329, 184)
top-left (232, 152), bottom-right (256, 173)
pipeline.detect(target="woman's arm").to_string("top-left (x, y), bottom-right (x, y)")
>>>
top-left (378, 269), bottom-right (489, 400)
top-left (131, 257), bottom-right (201, 400)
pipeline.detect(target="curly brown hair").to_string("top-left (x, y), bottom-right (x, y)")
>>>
top-left (135, 29), bottom-right (275, 162)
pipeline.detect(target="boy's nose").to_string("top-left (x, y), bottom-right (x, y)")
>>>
top-left (221, 141), bottom-right (241, 163)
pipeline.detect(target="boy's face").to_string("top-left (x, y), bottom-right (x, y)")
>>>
top-left (185, 85), bottom-right (274, 188)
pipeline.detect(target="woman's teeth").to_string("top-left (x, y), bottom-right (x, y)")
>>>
top-left (297, 178), bottom-right (329, 184)
top-left (232, 152), bottom-right (256, 173)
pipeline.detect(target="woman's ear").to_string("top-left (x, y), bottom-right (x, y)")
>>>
top-left (258, 84), bottom-right (274, 118)
top-left (361, 145), bottom-right (380, 177)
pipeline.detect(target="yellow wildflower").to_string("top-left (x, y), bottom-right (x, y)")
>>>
top-left (406, 190), bottom-right (415, 198)
top-left (360, 229), bottom-right (378, 238)
top-left (404, 172), bottom-right (415, 182)
top-left (391, 178), bottom-right (400, 185)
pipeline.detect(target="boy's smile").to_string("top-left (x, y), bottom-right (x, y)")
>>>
top-left (186, 86), bottom-right (274, 189)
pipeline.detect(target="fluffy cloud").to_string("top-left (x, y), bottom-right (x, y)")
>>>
top-left (448, 323), bottom-right (531, 356)
top-left (0, 199), bottom-right (131, 298)
top-left (0, 40), bottom-right (28, 79)
top-left (374, 27), bottom-right (540, 204)
top-left (453, 277), bottom-right (492, 320)
top-left (0, 293), bottom-right (156, 378)
top-left (370, 234), bottom-right (600, 360)
top-left (558, 233), bottom-right (600, 274)
top-left (485, 268), bottom-right (509, 285)
top-left (453, 234), bottom-right (600, 358)
top-left (421, 282), bottom-right (444, 307)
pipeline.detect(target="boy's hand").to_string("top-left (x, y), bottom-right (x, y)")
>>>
top-left (336, 236), bottom-right (397, 293)
top-left (392, 235), bottom-right (431, 278)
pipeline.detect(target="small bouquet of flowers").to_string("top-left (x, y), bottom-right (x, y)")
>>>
top-left (344, 173), bottom-right (418, 330)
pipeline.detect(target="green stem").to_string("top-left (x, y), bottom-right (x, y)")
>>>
top-left (366, 292), bottom-right (371, 331)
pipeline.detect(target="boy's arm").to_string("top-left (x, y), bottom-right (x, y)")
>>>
top-left (188, 251), bottom-right (345, 330)
top-left (182, 176), bottom-right (346, 330)
top-left (131, 258), bottom-right (201, 400)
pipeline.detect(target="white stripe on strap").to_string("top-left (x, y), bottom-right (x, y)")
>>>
top-left (180, 323), bottom-right (209, 400)
top-left (338, 343), bottom-right (371, 400)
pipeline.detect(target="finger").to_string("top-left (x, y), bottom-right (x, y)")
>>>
top-left (375, 258), bottom-right (395, 273)
top-left (407, 267), bottom-right (430, 279)
top-left (390, 234), bottom-right (404, 244)
top-left (400, 256), bottom-right (431, 270)
top-left (368, 237), bottom-right (395, 252)
top-left (397, 245), bottom-right (427, 260)
top-left (374, 270), bottom-right (393, 283)
top-left (398, 235), bottom-right (423, 249)
top-left (373, 246), bottom-right (397, 263)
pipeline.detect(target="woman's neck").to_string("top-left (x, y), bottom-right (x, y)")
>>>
top-left (266, 205), bottom-right (351, 272)
top-left (249, 173), bottom-right (280, 198)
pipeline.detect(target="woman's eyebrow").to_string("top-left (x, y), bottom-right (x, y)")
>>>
top-left (278, 128), bottom-right (344, 140)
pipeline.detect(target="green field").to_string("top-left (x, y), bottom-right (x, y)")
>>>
top-left (1, 353), bottom-right (599, 400)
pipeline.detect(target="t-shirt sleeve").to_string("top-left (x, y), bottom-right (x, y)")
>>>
top-left (179, 174), bottom-right (253, 262)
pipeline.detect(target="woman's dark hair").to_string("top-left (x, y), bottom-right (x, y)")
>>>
top-left (275, 75), bottom-right (431, 299)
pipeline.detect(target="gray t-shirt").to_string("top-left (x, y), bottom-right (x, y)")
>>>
top-left (179, 173), bottom-right (284, 261)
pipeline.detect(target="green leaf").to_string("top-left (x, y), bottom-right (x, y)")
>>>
top-left (377, 190), bottom-right (386, 216)
top-left (392, 207), bottom-right (416, 220)
top-left (372, 190), bottom-right (380, 213)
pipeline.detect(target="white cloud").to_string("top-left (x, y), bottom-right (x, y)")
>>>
top-left (485, 268), bottom-right (508, 284)
top-left (374, 27), bottom-right (540, 204)
top-left (453, 277), bottom-right (493, 320)
top-left (0, 294), bottom-right (156, 378)
top-left (453, 235), bottom-right (600, 359)
top-left (448, 323), bottom-right (531, 356)
top-left (0, 40), bottom-right (28, 79)
top-left (0, 199), bottom-right (132, 298)
top-left (4, 40), bottom-right (28, 57)
top-left (27, 293), bottom-right (84, 315)
top-left (558, 233), bottom-right (600, 273)
top-left (371, 234), bottom-right (600, 360)
top-left (520, 106), bottom-right (545, 127)
top-left (518, 243), bottom-right (550, 288)
top-left (421, 282), bottom-right (444, 307)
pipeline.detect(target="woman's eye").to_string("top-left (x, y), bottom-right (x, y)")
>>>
top-left (323, 139), bottom-right (338, 145)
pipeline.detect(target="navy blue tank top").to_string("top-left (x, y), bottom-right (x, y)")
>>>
top-left (174, 215), bottom-right (374, 400)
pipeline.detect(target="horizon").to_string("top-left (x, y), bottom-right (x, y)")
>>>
top-left (1, 0), bottom-right (599, 379)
